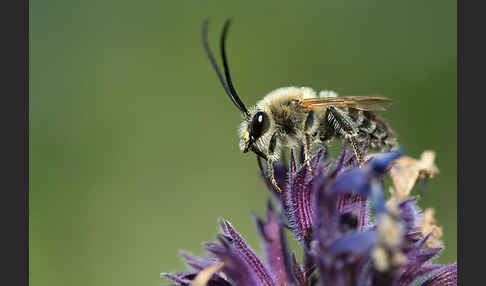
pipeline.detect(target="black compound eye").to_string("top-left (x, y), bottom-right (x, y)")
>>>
top-left (250, 111), bottom-right (270, 140)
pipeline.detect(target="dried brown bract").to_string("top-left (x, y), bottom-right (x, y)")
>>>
top-left (389, 150), bottom-right (439, 200)
top-left (419, 208), bottom-right (444, 248)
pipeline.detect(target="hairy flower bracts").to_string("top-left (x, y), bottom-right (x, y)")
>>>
top-left (163, 146), bottom-right (457, 286)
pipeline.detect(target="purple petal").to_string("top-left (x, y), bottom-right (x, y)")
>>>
top-left (420, 263), bottom-right (457, 286)
top-left (397, 236), bottom-right (443, 285)
top-left (219, 220), bottom-right (277, 286)
top-left (328, 142), bottom-right (352, 178)
top-left (179, 251), bottom-right (217, 272)
top-left (329, 230), bottom-right (377, 256)
top-left (398, 197), bottom-right (421, 232)
top-left (413, 247), bottom-right (443, 265)
top-left (203, 242), bottom-right (225, 254)
top-left (369, 180), bottom-right (386, 213)
top-left (402, 233), bottom-right (440, 256)
top-left (254, 202), bottom-right (296, 286)
top-left (161, 273), bottom-right (193, 286)
top-left (370, 149), bottom-right (403, 174)
top-left (312, 149), bottom-right (325, 167)
top-left (330, 168), bottom-right (386, 213)
top-left (331, 167), bottom-right (373, 197)
top-left (207, 235), bottom-right (265, 286)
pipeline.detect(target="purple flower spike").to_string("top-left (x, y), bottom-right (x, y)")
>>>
top-left (255, 202), bottom-right (297, 286)
top-left (163, 145), bottom-right (457, 286)
top-left (421, 263), bottom-right (457, 286)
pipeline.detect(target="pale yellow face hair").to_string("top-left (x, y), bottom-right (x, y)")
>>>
top-left (242, 130), bottom-right (250, 142)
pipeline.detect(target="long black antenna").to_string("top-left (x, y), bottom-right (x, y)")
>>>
top-left (220, 19), bottom-right (249, 116)
top-left (202, 19), bottom-right (250, 116)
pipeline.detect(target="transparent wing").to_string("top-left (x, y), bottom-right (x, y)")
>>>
top-left (299, 96), bottom-right (395, 111)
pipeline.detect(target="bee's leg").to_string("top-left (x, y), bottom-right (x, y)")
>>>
top-left (349, 136), bottom-right (363, 167)
top-left (304, 111), bottom-right (315, 173)
top-left (267, 159), bottom-right (283, 193)
top-left (304, 134), bottom-right (314, 174)
top-left (257, 156), bottom-right (273, 191)
top-left (267, 132), bottom-right (283, 192)
top-left (327, 106), bottom-right (363, 167)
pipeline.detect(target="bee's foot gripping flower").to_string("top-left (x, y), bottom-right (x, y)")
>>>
top-left (162, 146), bottom-right (457, 286)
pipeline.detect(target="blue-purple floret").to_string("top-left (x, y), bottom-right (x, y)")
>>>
top-left (163, 146), bottom-right (457, 286)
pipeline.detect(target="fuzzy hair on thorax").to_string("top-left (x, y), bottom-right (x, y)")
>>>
top-left (238, 87), bottom-right (320, 160)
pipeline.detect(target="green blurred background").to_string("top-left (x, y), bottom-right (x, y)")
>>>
top-left (30, 1), bottom-right (456, 285)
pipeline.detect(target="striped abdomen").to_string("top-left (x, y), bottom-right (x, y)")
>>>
top-left (349, 109), bottom-right (397, 151)
top-left (318, 107), bottom-right (397, 151)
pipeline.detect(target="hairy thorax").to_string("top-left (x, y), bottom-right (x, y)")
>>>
top-left (256, 87), bottom-right (317, 149)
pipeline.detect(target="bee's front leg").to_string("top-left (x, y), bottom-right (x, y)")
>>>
top-left (304, 111), bottom-right (316, 174)
top-left (266, 160), bottom-right (283, 193)
top-left (304, 134), bottom-right (314, 174)
top-left (267, 132), bottom-right (283, 192)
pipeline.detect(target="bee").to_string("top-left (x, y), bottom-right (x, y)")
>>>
top-left (202, 20), bottom-right (398, 192)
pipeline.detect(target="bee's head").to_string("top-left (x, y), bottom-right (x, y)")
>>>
top-left (239, 110), bottom-right (270, 154)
